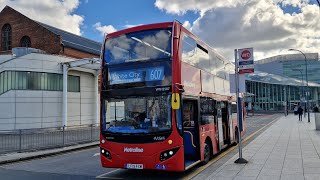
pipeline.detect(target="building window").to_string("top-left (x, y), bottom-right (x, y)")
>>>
top-left (20, 36), bottom-right (31, 47)
top-left (1, 24), bottom-right (12, 51)
top-left (0, 71), bottom-right (80, 95)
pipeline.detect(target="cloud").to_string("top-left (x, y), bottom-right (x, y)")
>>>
top-left (0, 0), bottom-right (84, 35)
top-left (182, 21), bottom-right (192, 30)
top-left (155, 0), bottom-right (320, 60)
top-left (94, 23), bottom-right (144, 36)
top-left (155, 0), bottom-right (239, 16)
top-left (94, 22), bottom-right (117, 36)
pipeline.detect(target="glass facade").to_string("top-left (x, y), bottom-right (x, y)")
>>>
top-left (283, 60), bottom-right (320, 84)
top-left (0, 71), bottom-right (80, 95)
top-left (255, 53), bottom-right (320, 84)
top-left (245, 80), bottom-right (320, 111)
top-left (251, 53), bottom-right (320, 111)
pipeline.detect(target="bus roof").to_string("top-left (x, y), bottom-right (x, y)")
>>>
top-left (105, 22), bottom-right (173, 39)
top-left (104, 21), bottom-right (233, 66)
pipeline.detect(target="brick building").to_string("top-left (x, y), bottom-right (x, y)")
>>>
top-left (0, 6), bottom-right (101, 59)
top-left (0, 6), bottom-right (101, 130)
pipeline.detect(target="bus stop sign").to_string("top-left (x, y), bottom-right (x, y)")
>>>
top-left (239, 48), bottom-right (253, 61)
top-left (240, 50), bottom-right (251, 60)
top-left (238, 48), bottom-right (254, 74)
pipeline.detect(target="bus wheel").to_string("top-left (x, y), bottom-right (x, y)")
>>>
top-left (203, 141), bottom-right (211, 164)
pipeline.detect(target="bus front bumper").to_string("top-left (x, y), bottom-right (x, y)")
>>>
top-left (101, 147), bottom-right (185, 172)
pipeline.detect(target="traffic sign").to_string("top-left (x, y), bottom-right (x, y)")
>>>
top-left (239, 68), bottom-right (254, 74)
top-left (239, 60), bottom-right (253, 66)
top-left (238, 48), bottom-right (253, 62)
top-left (238, 64), bottom-right (254, 69)
top-left (233, 48), bottom-right (249, 164)
top-left (238, 48), bottom-right (254, 74)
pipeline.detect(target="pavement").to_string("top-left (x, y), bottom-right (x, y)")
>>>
top-left (193, 113), bottom-right (320, 180)
top-left (0, 125), bottom-right (99, 155)
top-left (0, 142), bottom-right (99, 165)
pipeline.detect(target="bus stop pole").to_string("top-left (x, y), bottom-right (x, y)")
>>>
top-left (234, 49), bottom-right (248, 164)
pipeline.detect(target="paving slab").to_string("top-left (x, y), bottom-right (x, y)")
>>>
top-left (304, 174), bottom-right (320, 180)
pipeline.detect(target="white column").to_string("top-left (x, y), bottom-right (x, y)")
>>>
top-left (95, 73), bottom-right (100, 126)
top-left (62, 64), bottom-right (68, 128)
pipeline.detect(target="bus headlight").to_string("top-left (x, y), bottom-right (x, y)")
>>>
top-left (100, 148), bottom-right (112, 159)
top-left (160, 147), bottom-right (180, 161)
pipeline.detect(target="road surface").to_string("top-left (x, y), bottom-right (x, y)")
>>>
top-left (0, 113), bottom-right (282, 180)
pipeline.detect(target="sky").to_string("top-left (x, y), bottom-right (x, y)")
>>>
top-left (0, 0), bottom-right (319, 61)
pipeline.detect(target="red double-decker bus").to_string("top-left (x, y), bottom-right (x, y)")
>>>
top-left (100, 21), bottom-right (246, 172)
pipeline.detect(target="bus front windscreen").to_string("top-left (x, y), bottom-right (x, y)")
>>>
top-left (104, 28), bottom-right (172, 65)
top-left (102, 95), bottom-right (171, 134)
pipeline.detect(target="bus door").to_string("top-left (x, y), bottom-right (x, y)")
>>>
top-left (213, 100), bottom-right (219, 150)
top-left (216, 101), bottom-right (223, 150)
top-left (228, 102), bottom-right (234, 144)
top-left (231, 102), bottom-right (239, 143)
top-left (217, 101), bottom-right (230, 149)
top-left (182, 99), bottom-right (200, 167)
top-left (221, 101), bottom-right (231, 145)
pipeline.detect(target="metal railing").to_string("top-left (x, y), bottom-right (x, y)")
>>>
top-left (0, 124), bottom-right (100, 155)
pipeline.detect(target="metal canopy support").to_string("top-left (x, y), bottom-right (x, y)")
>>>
top-left (62, 63), bottom-right (68, 128)
top-left (69, 67), bottom-right (97, 75)
top-left (62, 58), bottom-right (101, 128)
top-left (66, 58), bottom-right (100, 68)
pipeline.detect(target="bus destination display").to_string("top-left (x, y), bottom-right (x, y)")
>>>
top-left (109, 67), bottom-right (164, 85)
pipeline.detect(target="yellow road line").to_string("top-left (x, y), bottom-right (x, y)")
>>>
top-left (96, 169), bottom-right (121, 179)
top-left (182, 144), bottom-right (237, 180)
top-left (182, 116), bottom-right (279, 180)
top-left (242, 117), bottom-right (278, 143)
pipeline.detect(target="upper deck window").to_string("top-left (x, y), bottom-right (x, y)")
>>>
top-left (182, 34), bottom-right (197, 66)
top-left (182, 34), bottom-right (210, 72)
top-left (104, 28), bottom-right (172, 65)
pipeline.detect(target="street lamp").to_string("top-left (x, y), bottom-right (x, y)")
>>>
top-left (289, 49), bottom-right (310, 123)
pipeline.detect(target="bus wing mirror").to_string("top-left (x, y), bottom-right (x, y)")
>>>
top-left (171, 93), bottom-right (180, 110)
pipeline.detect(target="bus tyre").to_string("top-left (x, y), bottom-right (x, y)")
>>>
top-left (203, 142), bottom-right (211, 164)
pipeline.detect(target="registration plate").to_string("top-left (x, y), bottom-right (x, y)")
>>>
top-left (126, 163), bottom-right (144, 169)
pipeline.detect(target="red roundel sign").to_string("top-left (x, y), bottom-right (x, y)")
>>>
top-left (241, 50), bottom-right (251, 60)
